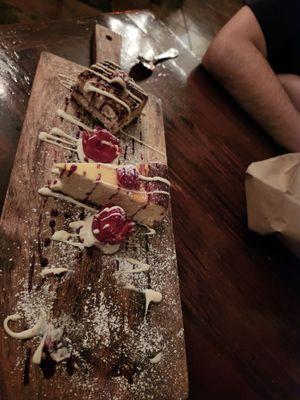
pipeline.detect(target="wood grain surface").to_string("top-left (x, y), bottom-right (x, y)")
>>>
top-left (0, 49), bottom-right (187, 400)
top-left (0, 11), bottom-right (300, 400)
top-left (94, 24), bottom-right (122, 65)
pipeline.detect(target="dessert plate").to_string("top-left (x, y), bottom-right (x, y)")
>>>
top-left (0, 26), bottom-right (188, 400)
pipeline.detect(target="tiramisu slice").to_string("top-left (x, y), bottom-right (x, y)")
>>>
top-left (72, 61), bottom-right (148, 134)
top-left (48, 162), bottom-right (170, 226)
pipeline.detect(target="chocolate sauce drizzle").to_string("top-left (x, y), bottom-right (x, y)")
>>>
top-left (28, 254), bottom-right (35, 293)
top-left (23, 347), bottom-right (31, 386)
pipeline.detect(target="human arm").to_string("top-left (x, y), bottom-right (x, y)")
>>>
top-left (202, 6), bottom-right (300, 151)
top-left (278, 74), bottom-right (300, 113)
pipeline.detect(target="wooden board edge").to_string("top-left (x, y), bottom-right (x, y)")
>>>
top-left (94, 24), bottom-right (123, 65)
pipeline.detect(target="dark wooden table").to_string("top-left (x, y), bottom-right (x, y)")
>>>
top-left (0, 10), bottom-right (300, 400)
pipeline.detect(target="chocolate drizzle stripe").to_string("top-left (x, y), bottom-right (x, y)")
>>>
top-left (109, 188), bottom-right (120, 201)
top-left (84, 181), bottom-right (100, 202)
top-left (28, 254), bottom-right (35, 293)
top-left (124, 145), bottom-right (128, 160)
top-left (23, 347), bottom-right (31, 386)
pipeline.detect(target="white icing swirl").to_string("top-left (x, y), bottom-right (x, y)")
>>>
top-left (124, 284), bottom-right (162, 317)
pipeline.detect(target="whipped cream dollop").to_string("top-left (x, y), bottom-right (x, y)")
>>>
top-left (124, 284), bottom-right (163, 317)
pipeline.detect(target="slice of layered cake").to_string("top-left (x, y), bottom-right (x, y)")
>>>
top-left (47, 163), bottom-right (170, 226)
top-left (72, 61), bottom-right (148, 134)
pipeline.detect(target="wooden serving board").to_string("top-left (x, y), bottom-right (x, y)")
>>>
top-left (0, 29), bottom-right (188, 400)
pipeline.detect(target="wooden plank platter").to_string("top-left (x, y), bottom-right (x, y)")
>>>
top-left (0, 27), bottom-right (188, 400)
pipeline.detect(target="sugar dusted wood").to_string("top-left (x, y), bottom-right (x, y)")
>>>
top-left (0, 50), bottom-right (188, 400)
top-left (123, 95), bottom-right (167, 164)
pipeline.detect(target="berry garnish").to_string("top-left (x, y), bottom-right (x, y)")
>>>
top-left (82, 127), bottom-right (121, 163)
top-left (116, 165), bottom-right (140, 190)
top-left (92, 205), bottom-right (135, 245)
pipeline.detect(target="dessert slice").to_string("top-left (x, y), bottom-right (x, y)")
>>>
top-left (72, 61), bottom-right (148, 134)
top-left (49, 162), bottom-right (170, 226)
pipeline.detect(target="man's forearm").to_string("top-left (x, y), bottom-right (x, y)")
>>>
top-left (203, 37), bottom-right (300, 151)
top-left (278, 74), bottom-right (300, 113)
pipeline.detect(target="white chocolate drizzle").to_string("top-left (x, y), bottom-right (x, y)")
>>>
top-left (4, 310), bottom-right (47, 339)
top-left (38, 187), bottom-right (97, 212)
top-left (86, 66), bottom-right (143, 105)
top-left (151, 190), bottom-right (170, 196)
top-left (57, 73), bottom-right (73, 90)
top-left (57, 109), bottom-right (93, 132)
top-left (139, 174), bottom-right (170, 186)
top-left (41, 267), bottom-right (70, 277)
top-left (144, 289), bottom-right (163, 315)
top-left (52, 230), bottom-right (85, 250)
top-left (150, 352), bottom-right (162, 364)
top-left (39, 128), bottom-right (81, 155)
top-left (69, 220), bottom-right (85, 229)
top-left (70, 216), bottom-right (95, 248)
top-left (124, 284), bottom-right (163, 316)
top-left (32, 334), bottom-right (47, 364)
top-left (93, 62), bottom-right (116, 74)
top-left (140, 224), bottom-right (156, 236)
top-left (3, 310), bottom-right (70, 365)
top-left (91, 61), bottom-right (145, 92)
top-left (120, 129), bottom-right (165, 156)
top-left (52, 216), bottom-right (121, 255)
top-left (122, 258), bottom-right (150, 273)
top-left (51, 167), bottom-right (61, 175)
top-left (117, 165), bottom-right (170, 187)
top-left (91, 63), bottom-right (117, 75)
top-left (51, 348), bottom-right (71, 363)
top-left (83, 82), bottom-right (131, 116)
top-left (39, 129), bottom-right (76, 152)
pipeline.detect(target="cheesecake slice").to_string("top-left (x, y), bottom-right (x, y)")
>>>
top-left (49, 162), bottom-right (170, 226)
top-left (72, 61), bottom-right (148, 134)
